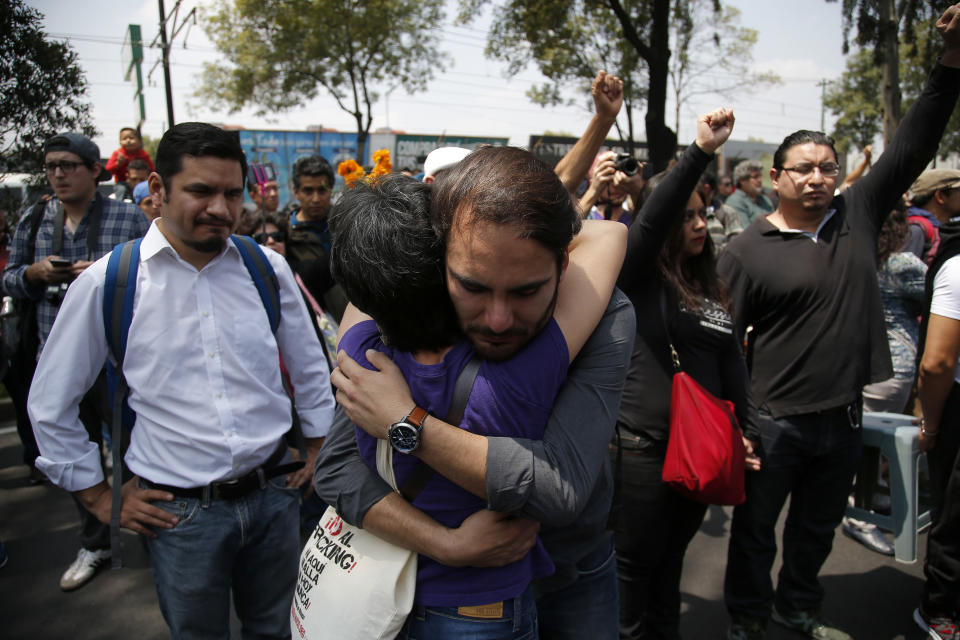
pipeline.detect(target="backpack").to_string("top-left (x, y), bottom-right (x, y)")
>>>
top-left (908, 214), bottom-right (941, 265)
top-left (102, 234), bottom-right (282, 568)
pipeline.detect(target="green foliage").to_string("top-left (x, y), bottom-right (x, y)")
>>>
top-left (459, 0), bottom-right (674, 165)
top-left (459, 0), bottom-right (772, 168)
top-left (199, 0), bottom-right (447, 160)
top-left (668, 0), bottom-right (781, 140)
top-left (823, 48), bottom-right (883, 155)
top-left (141, 134), bottom-right (161, 163)
top-left (826, 18), bottom-right (960, 158)
top-left (471, 0), bottom-right (647, 112)
top-left (0, 0), bottom-right (96, 173)
top-left (831, 0), bottom-right (936, 58)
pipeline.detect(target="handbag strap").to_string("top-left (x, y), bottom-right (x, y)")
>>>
top-left (397, 355), bottom-right (482, 502)
top-left (658, 287), bottom-right (682, 373)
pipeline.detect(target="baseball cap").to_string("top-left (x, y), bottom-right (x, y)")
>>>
top-left (423, 147), bottom-right (471, 180)
top-left (43, 132), bottom-right (100, 166)
top-left (911, 169), bottom-right (960, 199)
top-left (133, 181), bottom-right (151, 205)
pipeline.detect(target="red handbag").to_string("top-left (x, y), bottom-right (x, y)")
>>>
top-left (662, 371), bottom-right (746, 505)
top-left (659, 292), bottom-right (746, 505)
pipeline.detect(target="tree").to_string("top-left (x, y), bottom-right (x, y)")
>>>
top-left (0, 1), bottom-right (96, 173)
top-left (475, 0), bottom-right (648, 152)
top-left (199, 0), bottom-right (447, 162)
top-left (825, 17), bottom-right (960, 159)
top-left (827, 0), bottom-right (939, 145)
top-left (668, 0), bottom-right (780, 141)
top-left (460, 0), bottom-right (679, 171)
top-left (823, 48), bottom-right (883, 156)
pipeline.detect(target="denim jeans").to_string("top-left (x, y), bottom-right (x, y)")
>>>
top-left (613, 443), bottom-right (708, 640)
top-left (536, 533), bottom-right (619, 640)
top-left (724, 403), bottom-right (862, 620)
top-left (397, 586), bottom-right (538, 639)
top-left (144, 475), bottom-right (300, 640)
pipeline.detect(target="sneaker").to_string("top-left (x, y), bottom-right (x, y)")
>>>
top-left (771, 606), bottom-right (851, 640)
top-left (726, 614), bottom-right (766, 640)
top-left (59, 548), bottom-right (110, 591)
top-left (914, 607), bottom-right (959, 640)
top-left (841, 519), bottom-right (895, 556)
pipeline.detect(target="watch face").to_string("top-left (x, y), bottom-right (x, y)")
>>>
top-left (389, 422), bottom-right (420, 453)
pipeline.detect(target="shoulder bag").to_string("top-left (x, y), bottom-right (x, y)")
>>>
top-left (292, 356), bottom-right (480, 640)
top-left (659, 290), bottom-right (746, 505)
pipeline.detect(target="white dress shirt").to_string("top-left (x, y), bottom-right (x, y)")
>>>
top-left (29, 222), bottom-right (335, 491)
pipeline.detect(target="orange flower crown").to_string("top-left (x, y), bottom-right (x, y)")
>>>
top-left (337, 149), bottom-right (392, 186)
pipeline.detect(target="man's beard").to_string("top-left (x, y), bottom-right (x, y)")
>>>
top-left (183, 237), bottom-right (227, 253)
top-left (465, 280), bottom-right (559, 361)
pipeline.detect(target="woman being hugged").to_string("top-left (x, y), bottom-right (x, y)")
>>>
top-left (613, 109), bottom-right (760, 640)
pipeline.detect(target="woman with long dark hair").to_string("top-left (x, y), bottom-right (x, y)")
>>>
top-left (613, 109), bottom-right (760, 640)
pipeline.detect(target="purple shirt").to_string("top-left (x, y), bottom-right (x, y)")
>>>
top-left (340, 319), bottom-right (568, 606)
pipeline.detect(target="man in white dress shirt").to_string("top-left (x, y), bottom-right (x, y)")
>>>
top-left (28, 122), bottom-right (335, 639)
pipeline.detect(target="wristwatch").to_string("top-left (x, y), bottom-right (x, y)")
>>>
top-left (388, 406), bottom-right (428, 454)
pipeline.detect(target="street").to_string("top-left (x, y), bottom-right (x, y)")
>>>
top-left (0, 425), bottom-right (932, 639)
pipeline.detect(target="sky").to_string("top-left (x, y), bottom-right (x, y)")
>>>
top-left (28, 0), bottom-right (851, 157)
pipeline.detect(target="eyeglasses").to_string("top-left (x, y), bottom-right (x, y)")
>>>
top-left (44, 160), bottom-right (85, 174)
top-left (781, 162), bottom-right (841, 177)
top-left (254, 231), bottom-right (285, 244)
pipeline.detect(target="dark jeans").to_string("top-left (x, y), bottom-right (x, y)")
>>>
top-left (3, 363), bottom-right (39, 467)
top-left (613, 440), bottom-right (708, 640)
top-left (922, 383), bottom-right (960, 617)
top-left (73, 373), bottom-right (111, 551)
top-left (536, 532), bottom-right (619, 640)
top-left (145, 477), bottom-right (300, 639)
top-left (724, 404), bottom-right (862, 619)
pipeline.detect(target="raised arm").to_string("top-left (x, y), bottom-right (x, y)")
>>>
top-left (848, 5), bottom-right (960, 229)
top-left (838, 145), bottom-right (871, 192)
top-left (554, 219), bottom-right (627, 362)
top-left (553, 71), bottom-right (624, 193)
top-left (617, 108), bottom-right (734, 292)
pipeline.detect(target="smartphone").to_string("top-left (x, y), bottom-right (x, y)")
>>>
top-left (49, 258), bottom-right (72, 268)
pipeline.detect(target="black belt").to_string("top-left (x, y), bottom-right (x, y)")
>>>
top-left (143, 442), bottom-right (304, 501)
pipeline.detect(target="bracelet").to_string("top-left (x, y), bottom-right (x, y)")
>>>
top-left (920, 419), bottom-right (939, 437)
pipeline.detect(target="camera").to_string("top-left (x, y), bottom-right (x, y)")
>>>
top-left (45, 282), bottom-right (69, 306)
top-left (615, 153), bottom-right (640, 176)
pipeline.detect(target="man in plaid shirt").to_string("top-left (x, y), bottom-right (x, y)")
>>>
top-left (2, 132), bottom-right (149, 591)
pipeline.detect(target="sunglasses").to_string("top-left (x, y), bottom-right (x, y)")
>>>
top-left (254, 231), bottom-right (285, 244)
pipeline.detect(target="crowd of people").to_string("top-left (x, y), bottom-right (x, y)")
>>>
top-left (4, 4), bottom-right (960, 640)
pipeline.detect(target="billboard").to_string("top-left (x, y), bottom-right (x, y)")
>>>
top-left (394, 135), bottom-right (509, 173)
top-left (528, 135), bottom-right (643, 168)
top-left (238, 130), bottom-right (358, 208)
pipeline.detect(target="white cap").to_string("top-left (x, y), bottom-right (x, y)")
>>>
top-left (423, 147), bottom-right (472, 180)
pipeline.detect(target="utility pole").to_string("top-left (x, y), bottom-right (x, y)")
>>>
top-left (150, 0), bottom-right (196, 129)
top-left (818, 79), bottom-right (829, 132)
top-left (158, 0), bottom-right (175, 127)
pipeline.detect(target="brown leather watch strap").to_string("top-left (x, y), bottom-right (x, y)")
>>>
top-left (406, 406), bottom-right (428, 427)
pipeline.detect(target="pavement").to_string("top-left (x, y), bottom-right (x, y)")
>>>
top-left (0, 423), bottom-right (935, 640)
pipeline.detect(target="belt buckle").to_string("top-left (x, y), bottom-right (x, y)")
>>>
top-left (213, 477), bottom-right (245, 500)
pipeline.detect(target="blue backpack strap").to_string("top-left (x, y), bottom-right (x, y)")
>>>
top-left (103, 238), bottom-right (141, 570)
top-left (230, 235), bottom-right (281, 333)
top-left (104, 239), bottom-right (142, 365)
